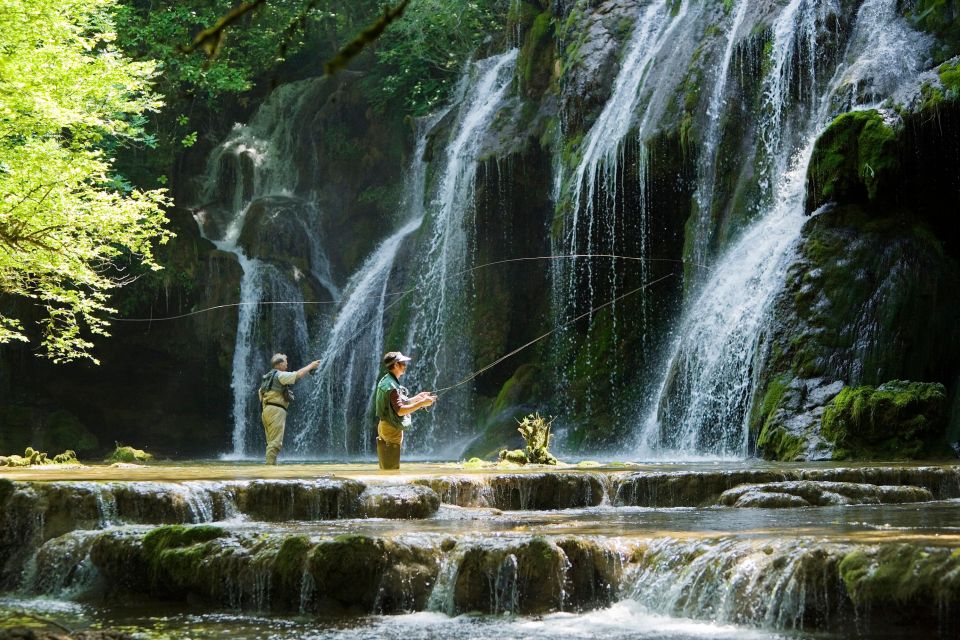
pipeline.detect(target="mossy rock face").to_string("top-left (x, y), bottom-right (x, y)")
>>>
top-left (271, 535), bottom-right (314, 610)
top-left (518, 10), bottom-right (556, 98)
top-left (805, 109), bottom-right (899, 213)
top-left (108, 445), bottom-right (153, 464)
top-left (821, 381), bottom-right (948, 459)
top-left (839, 543), bottom-right (960, 628)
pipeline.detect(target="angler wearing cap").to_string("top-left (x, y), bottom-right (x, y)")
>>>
top-left (258, 353), bottom-right (320, 465)
top-left (374, 351), bottom-right (436, 470)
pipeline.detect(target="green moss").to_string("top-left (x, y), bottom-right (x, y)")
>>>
top-left (839, 544), bottom-right (960, 608)
top-left (107, 444), bottom-right (153, 463)
top-left (806, 110), bottom-right (899, 211)
top-left (821, 380), bottom-right (948, 459)
top-left (308, 535), bottom-right (387, 611)
top-left (143, 525), bottom-right (227, 555)
top-left (756, 425), bottom-right (806, 461)
top-left (518, 11), bottom-right (555, 98)
top-left (142, 525), bottom-right (227, 592)
top-left (272, 535), bottom-right (313, 606)
top-left (938, 59), bottom-right (960, 95)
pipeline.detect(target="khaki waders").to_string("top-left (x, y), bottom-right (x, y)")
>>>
top-left (262, 404), bottom-right (287, 465)
top-left (377, 420), bottom-right (403, 470)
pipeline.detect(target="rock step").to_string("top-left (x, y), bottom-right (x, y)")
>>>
top-left (24, 524), bottom-right (960, 635)
top-left (718, 480), bottom-right (934, 508)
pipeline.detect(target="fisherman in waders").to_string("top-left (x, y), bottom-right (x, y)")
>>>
top-left (259, 353), bottom-right (320, 464)
top-left (374, 351), bottom-right (436, 470)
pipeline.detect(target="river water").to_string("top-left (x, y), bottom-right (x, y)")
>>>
top-left (2, 462), bottom-right (958, 638)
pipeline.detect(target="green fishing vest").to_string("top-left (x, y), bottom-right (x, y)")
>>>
top-left (374, 372), bottom-right (407, 431)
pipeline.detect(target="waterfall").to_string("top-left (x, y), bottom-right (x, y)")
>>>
top-left (637, 0), bottom-right (931, 458)
top-left (688, 0), bottom-right (750, 269)
top-left (550, 0), bottom-right (706, 423)
top-left (294, 115), bottom-right (441, 456)
top-left (192, 79), bottom-right (339, 458)
top-left (400, 50), bottom-right (519, 455)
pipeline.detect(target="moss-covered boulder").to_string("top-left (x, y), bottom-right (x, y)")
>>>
top-left (805, 109), bottom-right (899, 212)
top-left (821, 381), bottom-right (949, 459)
top-left (839, 543), bottom-right (960, 629)
top-left (107, 445), bottom-right (153, 464)
top-left (141, 524), bottom-right (228, 595)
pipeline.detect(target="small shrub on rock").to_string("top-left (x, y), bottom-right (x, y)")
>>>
top-left (498, 413), bottom-right (558, 465)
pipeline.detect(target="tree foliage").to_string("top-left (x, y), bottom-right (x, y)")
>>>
top-left (0, 0), bottom-right (171, 362)
top-left (372, 0), bottom-right (503, 114)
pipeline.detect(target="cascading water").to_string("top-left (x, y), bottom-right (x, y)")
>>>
top-left (295, 116), bottom-right (441, 456)
top-left (688, 0), bottom-right (750, 270)
top-left (550, 0), bottom-right (705, 425)
top-left (637, 0), bottom-right (931, 458)
top-left (192, 79), bottom-right (339, 458)
top-left (400, 50), bottom-right (519, 455)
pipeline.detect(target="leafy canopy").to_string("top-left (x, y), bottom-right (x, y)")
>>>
top-left (0, 0), bottom-right (171, 362)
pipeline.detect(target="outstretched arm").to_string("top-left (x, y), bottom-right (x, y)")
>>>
top-left (295, 360), bottom-right (321, 379)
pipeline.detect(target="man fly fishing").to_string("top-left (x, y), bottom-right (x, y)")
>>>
top-left (373, 351), bottom-right (436, 470)
top-left (259, 353), bottom-right (320, 464)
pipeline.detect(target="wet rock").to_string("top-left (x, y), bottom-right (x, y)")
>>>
top-left (236, 478), bottom-right (365, 520)
top-left (796, 465), bottom-right (960, 499)
top-left (615, 470), bottom-right (791, 507)
top-left (559, 0), bottom-right (642, 129)
top-left (556, 537), bottom-right (623, 610)
top-left (412, 476), bottom-right (493, 508)
top-left (305, 534), bottom-right (440, 614)
top-left (718, 481), bottom-right (933, 508)
top-left (452, 536), bottom-right (566, 614)
top-left (0, 629), bottom-right (133, 640)
top-left (358, 484), bottom-right (440, 519)
top-left (488, 473), bottom-right (608, 510)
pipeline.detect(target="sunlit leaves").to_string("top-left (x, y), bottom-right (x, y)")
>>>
top-left (0, 0), bottom-right (171, 362)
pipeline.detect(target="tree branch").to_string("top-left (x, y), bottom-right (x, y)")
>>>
top-left (182, 0), bottom-right (269, 58)
top-left (324, 0), bottom-right (411, 75)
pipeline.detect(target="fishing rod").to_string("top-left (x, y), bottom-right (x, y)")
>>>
top-left (108, 253), bottom-right (705, 322)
